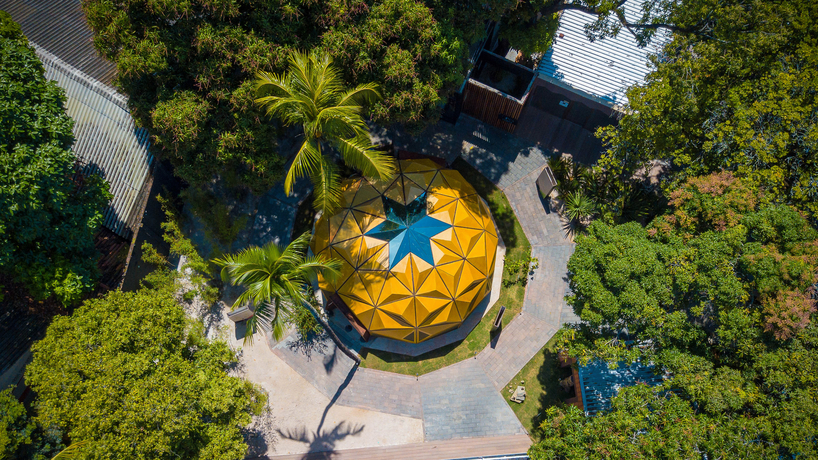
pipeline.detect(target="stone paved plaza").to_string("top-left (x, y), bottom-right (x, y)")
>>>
top-left (247, 114), bottom-right (585, 454)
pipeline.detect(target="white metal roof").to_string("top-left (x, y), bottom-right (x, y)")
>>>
top-left (35, 44), bottom-right (153, 238)
top-left (537, 3), bottom-right (670, 108)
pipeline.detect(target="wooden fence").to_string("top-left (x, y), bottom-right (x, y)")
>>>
top-left (461, 80), bottom-right (525, 133)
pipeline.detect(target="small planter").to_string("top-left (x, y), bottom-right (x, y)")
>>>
top-left (491, 305), bottom-right (506, 333)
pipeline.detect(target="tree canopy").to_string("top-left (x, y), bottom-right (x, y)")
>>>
top-left (214, 232), bottom-right (340, 341)
top-left (0, 11), bottom-right (110, 305)
top-left (0, 389), bottom-right (66, 460)
top-left (81, 0), bottom-right (470, 189)
top-left (539, 172), bottom-right (818, 458)
top-left (25, 271), bottom-right (265, 460)
top-left (83, 0), bottom-right (727, 189)
top-left (599, 0), bottom-right (818, 218)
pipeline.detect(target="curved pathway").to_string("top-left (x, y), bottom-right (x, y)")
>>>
top-left (264, 115), bottom-right (578, 451)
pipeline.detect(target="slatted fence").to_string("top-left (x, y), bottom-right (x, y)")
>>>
top-left (461, 80), bottom-right (525, 133)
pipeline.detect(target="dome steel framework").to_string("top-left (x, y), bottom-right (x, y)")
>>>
top-left (311, 159), bottom-right (498, 343)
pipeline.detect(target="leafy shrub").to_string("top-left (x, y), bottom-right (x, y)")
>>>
top-left (27, 278), bottom-right (266, 460)
top-left (0, 12), bottom-right (110, 305)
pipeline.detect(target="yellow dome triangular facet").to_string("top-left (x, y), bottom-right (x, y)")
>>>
top-left (309, 160), bottom-right (498, 343)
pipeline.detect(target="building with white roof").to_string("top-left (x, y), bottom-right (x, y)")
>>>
top-left (537, 3), bottom-right (671, 109)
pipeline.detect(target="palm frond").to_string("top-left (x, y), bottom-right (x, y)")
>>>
top-left (334, 133), bottom-right (397, 181)
top-left (337, 82), bottom-right (381, 107)
top-left (311, 157), bottom-right (342, 214)
top-left (316, 106), bottom-right (366, 138)
top-left (293, 256), bottom-right (342, 283)
top-left (564, 191), bottom-right (597, 222)
top-left (277, 232), bottom-right (311, 266)
top-left (211, 232), bottom-right (346, 343)
top-left (254, 48), bottom-right (383, 211)
top-left (52, 441), bottom-right (89, 460)
top-left (285, 138), bottom-right (323, 195)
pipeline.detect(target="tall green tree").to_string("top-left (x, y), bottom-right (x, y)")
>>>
top-left (25, 272), bottom-right (265, 460)
top-left (255, 50), bottom-right (396, 213)
top-left (599, 0), bottom-right (818, 217)
top-left (530, 384), bottom-right (799, 459)
top-left (0, 11), bottom-right (110, 305)
top-left (214, 232), bottom-right (340, 341)
top-left (80, 0), bottom-right (468, 189)
top-left (538, 172), bottom-right (818, 458)
top-left (0, 388), bottom-right (80, 460)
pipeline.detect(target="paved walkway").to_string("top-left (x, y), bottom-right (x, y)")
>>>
top-left (249, 114), bottom-right (582, 456)
top-left (263, 434), bottom-right (531, 460)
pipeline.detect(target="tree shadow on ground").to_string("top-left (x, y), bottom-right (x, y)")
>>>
top-left (275, 365), bottom-right (364, 460)
top-left (517, 344), bottom-right (573, 439)
top-left (287, 329), bottom-right (331, 361)
top-left (290, 192), bottom-right (316, 241)
top-left (361, 337), bottom-right (465, 366)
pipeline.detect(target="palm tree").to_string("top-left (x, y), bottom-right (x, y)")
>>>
top-left (212, 233), bottom-right (340, 342)
top-left (563, 190), bottom-right (597, 223)
top-left (255, 50), bottom-right (396, 214)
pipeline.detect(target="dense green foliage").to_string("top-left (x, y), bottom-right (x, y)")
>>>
top-left (213, 232), bottom-right (340, 341)
top-left (600, 0), bottom-right (818, 217)
top-left (548, 155), bottom-right (664, 226)
top-left (0, 388), bottom-right (35, 458)
top-left (0, 11), bottom-right (110, 305)
top-left (255, 50), bottom-right (396, 213)
top-left (81, 0), bottom-right (716, 189)
top-left (80, 0), bottom-right (469, 189)
top-left (0, 389), bottom-right (69, 460)
top-left (531, 384), bottom-right (808, 459)
top-left (26, 272), bottom-right (265, 460)
top-left (536, 172), bottom-right (818, 458)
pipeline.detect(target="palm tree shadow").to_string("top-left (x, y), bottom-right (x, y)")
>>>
top-left (286, 329), bottom-right (331, 360)
top-left (276, 364), bottom-right (363, 459)
top-left (277, 421), bottom-right (365, 460)
top-left (560, 214), bottom-right (581, 240)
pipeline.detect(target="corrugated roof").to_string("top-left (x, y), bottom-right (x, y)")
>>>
top-left (36, 45), bottom-right (153, 238)
top-left (578, 359), bottom-right (665, 416)
top-left (0, 0), bottom-right (116, 86)
top-left (537, 4), bottom-right (670, 107)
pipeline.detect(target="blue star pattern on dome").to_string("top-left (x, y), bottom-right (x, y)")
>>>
top-left (365, 191), bottom-right (451, 268)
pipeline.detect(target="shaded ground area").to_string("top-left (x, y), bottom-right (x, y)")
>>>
top-left (272, 329), bottom-right (525, 442)
top-left (238, 329), bottom-right (425, 457)
top-left (515, 81), bottom-right (613, 166)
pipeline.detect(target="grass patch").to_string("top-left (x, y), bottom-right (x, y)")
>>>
top-left (503, 335), bottom-right (569, 437)
top-left (358, 157), bottom-right (533, 375)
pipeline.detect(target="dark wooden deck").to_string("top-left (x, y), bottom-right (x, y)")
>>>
top-left (263, 434), bottom-right (532, 460)
top-left (514, 80), bottom-right (613, 166)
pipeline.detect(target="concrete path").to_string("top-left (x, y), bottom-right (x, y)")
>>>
top-left (263, 434), bottom-right (531, 460)
top-left (236, 331), bottom-right (424, 458)
top-left (245, 114), bottom-right (583, 456)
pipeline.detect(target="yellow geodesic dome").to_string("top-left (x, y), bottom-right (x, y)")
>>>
top-left (310, 159), bottom-right (498, 344)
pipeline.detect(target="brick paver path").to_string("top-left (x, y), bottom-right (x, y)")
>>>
top-left (419, 359), bottom-right (525, 441)
top-left (265, 114), bottom-right (580, 445)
